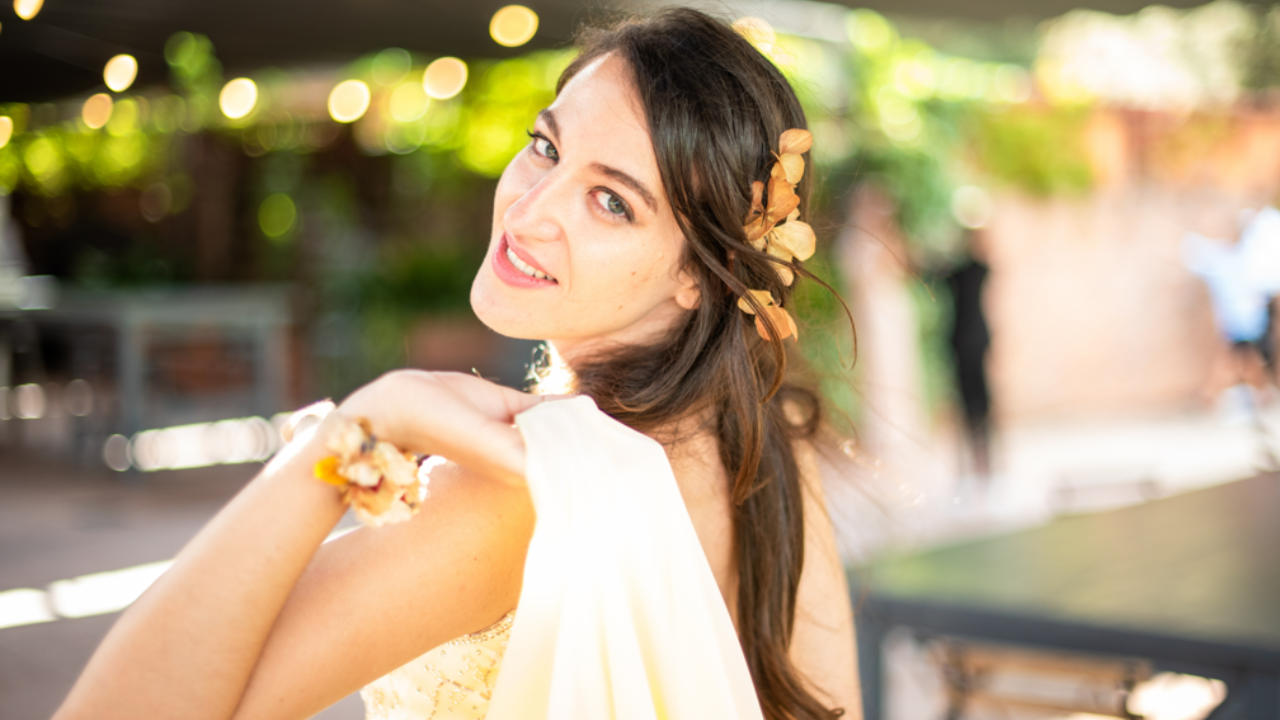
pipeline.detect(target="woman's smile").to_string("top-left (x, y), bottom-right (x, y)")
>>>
top-left (494, 233), bottom-right (559, 287)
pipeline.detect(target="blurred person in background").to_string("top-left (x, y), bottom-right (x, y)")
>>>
top-left (1183, 206), bottom-right (1280, 462)
top-left (52, 9), bottom-right (860, 720)
top-left (944, 228), bottom-right (993, 490)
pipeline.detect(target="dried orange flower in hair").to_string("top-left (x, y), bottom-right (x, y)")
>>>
top-left (740, 128), bottom-right (815, 287)
top-left (736, 289), bottom-right (798, 341)
top-left (737, 128), bottom-right (812, 343)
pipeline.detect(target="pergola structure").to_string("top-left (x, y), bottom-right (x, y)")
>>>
top-left (2, 0), bottom-right (1212, 102)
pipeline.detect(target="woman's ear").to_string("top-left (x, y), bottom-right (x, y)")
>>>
top-left (675, 268), bottom-right (701, 310)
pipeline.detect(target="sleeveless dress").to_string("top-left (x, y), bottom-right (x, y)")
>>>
top-left (361, 611), bottom-right (516, 720)
top-left (364, 397), bottom-right (762, 720)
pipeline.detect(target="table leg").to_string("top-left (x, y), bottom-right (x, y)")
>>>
top-left (856, 605), bottom-right (887, 720)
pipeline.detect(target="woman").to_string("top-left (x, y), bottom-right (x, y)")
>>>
top-left (53, 8), bottom-right (860, 720)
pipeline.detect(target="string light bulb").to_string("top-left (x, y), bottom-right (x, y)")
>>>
top-left (14, 0), bottom-right (42, 21)
top-left (82, 94), bottom-right (114, 129)
top-left (0, 117), bottom-right (12, 149)
top-left (104, 55), bottom-right (138, 93)
top-left (489, 5), bottom-right (539, 48)
top-left (423, 58), bottom-right (467, 100)
top-left (327, 80), bottom-right (371, 123)
top-left (219, 78), bottom-right (258, 120)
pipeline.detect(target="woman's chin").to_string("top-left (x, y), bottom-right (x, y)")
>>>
top-left (470, 283), bottom-right (546, 341)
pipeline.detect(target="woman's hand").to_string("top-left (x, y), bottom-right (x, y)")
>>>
top-left (335, 370), bottom-right (554, 486)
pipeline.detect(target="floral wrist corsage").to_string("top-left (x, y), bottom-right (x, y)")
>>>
top-left (312, 415), bottom-right (435, 527)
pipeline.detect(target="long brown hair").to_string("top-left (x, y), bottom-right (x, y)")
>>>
top-left (541, 8), bottom-right (845, 720)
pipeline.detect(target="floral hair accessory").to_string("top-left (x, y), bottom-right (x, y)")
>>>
top-left (738, 289), bottom-right (799, 341)
top-left (313, 414), bottom-right (433, 527)
top-left (740, 128), bottom-right (815, 341)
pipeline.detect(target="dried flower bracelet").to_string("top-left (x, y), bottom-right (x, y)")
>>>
top-left (310, 413), bottom-right (435, 528)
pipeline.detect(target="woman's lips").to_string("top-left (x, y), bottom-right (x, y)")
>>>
top-left (494, 234), bottom-right (558, 289)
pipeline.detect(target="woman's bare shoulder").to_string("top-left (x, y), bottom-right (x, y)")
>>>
top-left (233, 460), bottom-right (535, 720)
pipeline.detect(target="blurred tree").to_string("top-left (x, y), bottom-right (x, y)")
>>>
top-left (1240, 4), bottom-right (1280, 91)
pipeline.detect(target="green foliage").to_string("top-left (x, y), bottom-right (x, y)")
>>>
top-left (850, 145), bottom-right (958, 252)
top-left (456, 51), bottom-right (574, 177)
top-left (967, 106), bottom-right (1094, 196)
top-left (1239, 5), bottom-right (1280, 91)
top-left (907, 278), bottom-right (954, 415)
top-left (792, 249), bottom-right (861, 426)
top-left (349, 243), bottom-right (484, 372)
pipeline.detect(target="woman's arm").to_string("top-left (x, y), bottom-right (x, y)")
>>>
top-left (53, 371), bottom-right (544, 720)
top-left (790, 441), bottom-right (863, 719)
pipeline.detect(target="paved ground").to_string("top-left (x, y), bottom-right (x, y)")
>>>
top-left (0, 451), bottom-right (364, 720)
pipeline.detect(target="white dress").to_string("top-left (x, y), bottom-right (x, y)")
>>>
top-left (361, 611), bottom-right (515, 719)
top-left (363, 396), bottom-right (762, 720)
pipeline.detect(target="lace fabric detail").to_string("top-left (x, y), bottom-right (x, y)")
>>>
top-left (361, 611), bottom-right (515, 720)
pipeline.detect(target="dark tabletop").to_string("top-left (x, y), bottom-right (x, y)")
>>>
top-left (858, 473), bottom-right (1280, 671)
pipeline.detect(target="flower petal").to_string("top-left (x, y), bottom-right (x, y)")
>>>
top-left (343, 459), bottom-right (382, 487)
top-left (744, 217), bottom-right (770, 248)
top-left (755, 305), bottom-right (798, 341)
top-left (372, 442), bottom-right (418, 487)
top-left (327, 418), bottom-right (366, 459)
top-left (771, 218), bottom-right (816, 262)
top-left (766, 167), bottom-right (800, 223)
top-left (779, 128), bottom-right (812, 155)
top-left (784, 307), bottom-right (799, 340)
top-left (765, 235), bottom-right (795, 285)
top-left (737, 289), bottom-right (775, 315)
top-left (313, 456), bottom-right (348, 487)
top-left (776, 152), bottom-right (805, 185)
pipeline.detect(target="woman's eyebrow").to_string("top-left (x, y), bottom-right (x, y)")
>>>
top-left (538, 107), bottom-right (657, 213)
top-left (537, 108), bottom-right (559, 139)
top-left (590, 163), bottom-right (657, 213)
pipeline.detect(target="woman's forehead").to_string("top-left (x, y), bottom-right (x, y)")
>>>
top-left (547, 55), bottom-right (665, 206)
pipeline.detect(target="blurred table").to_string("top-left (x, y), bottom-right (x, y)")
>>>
top-left (15, 285), bottom-right (292, 434)
top-left (853, 473), bottom-right (1280, 720)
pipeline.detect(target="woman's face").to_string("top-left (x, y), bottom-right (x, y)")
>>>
top-left (470, 54), bottom-right (699, 361)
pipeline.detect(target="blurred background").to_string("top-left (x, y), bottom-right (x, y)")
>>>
top-left (2, 0), bottom-right (1279, 718)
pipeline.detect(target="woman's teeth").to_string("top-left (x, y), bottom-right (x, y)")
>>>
top-left (507, 247), bottom-right (554, 281)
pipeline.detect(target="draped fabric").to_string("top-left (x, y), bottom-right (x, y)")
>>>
top-left (484, 396), bottom-right (764, 720)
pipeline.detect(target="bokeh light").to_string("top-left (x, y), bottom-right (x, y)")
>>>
top-left (951, 186), bottom-right (994, 229)
top-left (13, 0), bottom-right (42, 21)
top-left (327, 79), bottom-right (371, 123)
top-left (13, 383), bottom-right (45, 420)
top-left (490, 5), bottom-right (539, 48)
top-left (846, 9), bottom-right (896, 54)
top-left (102, 434), bottom-right (131, 472)
top-left (62, 379), bottom-right (94, 417)
top-left (140, 182), bottom-right (172, 222)
top-left (0, 117), bottom-right (11, 149)
top-left (994, 65), bottom-right (1033, 103)
top-left (732, 17), bottom-right (776, 54)
top-left (82, 93), bottom-right (113, 129)
top-left (389, 82), bottom-right (430, 123)
top-left (371, 48), bottom-right (412, 86)
top-left (259, 193), bottom-right (297, 238)
top-left (423, 57), bottom-right (468, 100)
top-left (104, 54), bottom-right (138, 93)
top-left (128, 417), bottom-right (279, 472)
top-left (219, 78), bottom-right (258, 120)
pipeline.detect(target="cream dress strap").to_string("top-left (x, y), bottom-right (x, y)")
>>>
top-left (361, 610), bottom-right (516, 720)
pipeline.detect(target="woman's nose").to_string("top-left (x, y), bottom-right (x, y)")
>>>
top-left (503, 170), bottom-right (567, 244)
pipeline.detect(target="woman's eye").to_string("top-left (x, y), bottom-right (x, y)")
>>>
top-left (596, 191), bottom-right (631, 220)
top-left (530, 134), bottom-right (558, 162)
